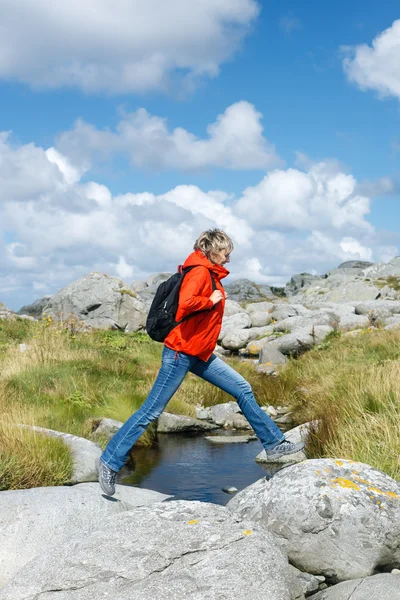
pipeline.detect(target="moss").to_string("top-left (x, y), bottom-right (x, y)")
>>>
top-left (375, 276), bottom-right (400, 292)
top-left (117, 288), bottom-right (137, 298)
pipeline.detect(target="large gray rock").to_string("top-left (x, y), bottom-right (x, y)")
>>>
top-left (19, 425), bottom-right (101, 483)
top-left (363, 256), bottom-right (400, 279)
top-left (355, 300), bottom-right (400, 315)
top-left (273, 313), bottom-right (335, 333)
top-left (289, 565), bottom-right (321, 598)
top-left (205, 434), bottom-right (256, 444)
top-left (0, 303), bottom-right (15, 320)
top-left (301, 279), bottom-right (381, 305)
top-left (269, 326), bottom-right (332, 356)
top-left (221, 328), bottom-right (251, 350)
top-left (246, 301), bottom-right (276, 313)
top-left (209, 401), bottom-right (241, 425)
top-left (224, 279), bottom-right (277, 302)
top-left (0, 483), bottom-right (169, 589)
top-left (224, 299), bottom-right (247, 317)
top-left (312, 574), bottom-right (400, 600)
top-left (228, 458), bottom-right (400, 582)
top-left (223, 412), bottom-right (252, 430)
top-left (157, 412), bottom-right (218, 433)
top-left (270, 306), bottom-right (299, 321)
top-left (44, 272), bottom-right (147, 332)
top-left (245, 334), bottom-right (279, 356)
top-left (336, 314), bottom-right (370, 331)
top-left (17, 296), bottom-right (52, 317)
top-left (285, 274), bottom-right (322, 297)
top-left (93, 417), bottom-right (123, 439)
top-left (250, 311), bottom-right (273, 327)
top-left (337, 260), bottom-right (374, 270)
top-left (377, 284), bottom-right (400, 300)
top-left (246, 324), bottom-right (275, 341)
top-left (2, 500), bottom-right (294, 600)
top-left (219, 312), bottom-right (252, 340)
top-left (259, 345), bottom-right (288, 367)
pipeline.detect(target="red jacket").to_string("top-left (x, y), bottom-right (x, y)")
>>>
top-left (164, 249), bottom-right (229, 361)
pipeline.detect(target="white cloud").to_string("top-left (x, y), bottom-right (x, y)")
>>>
top-left (116, 256), bottom-right (135, 280)
top-left (0, 133), bottom-right (64, 202)
top-left (308, 232), bottom-right (373, 262)
top-left (6, 243), bottom-right (37, 269)
top-left (46, 148), bottom-right (83, 184)
top-left (339, 237), bottom-right (373, 261)
top-left (0, 131), bottom-right (397, 310)
top-left (57, 102), bottom-right (282, 171)
top-left (235, 161), bottom-right (372, 233)
top-left (343, 20), bottom-right (400, 101)
top-left (0, 0), bottom-right (259, 93)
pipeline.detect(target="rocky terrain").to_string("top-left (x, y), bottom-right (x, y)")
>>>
top-left (2, 256), bottom-right (400, 375)
top-left (1, 458), bottom-right (400, 599)
top-left (2, 257), bottom-right (400, 598)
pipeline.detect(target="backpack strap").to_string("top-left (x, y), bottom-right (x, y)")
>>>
top-left (177, 266), bottom-right (219, 325)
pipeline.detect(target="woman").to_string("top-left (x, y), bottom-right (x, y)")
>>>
top-left (97, 229), bottom-right (304, 495)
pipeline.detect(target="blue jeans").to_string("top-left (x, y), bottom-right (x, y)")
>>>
top-left (101, 346), bottom-right (285, 472)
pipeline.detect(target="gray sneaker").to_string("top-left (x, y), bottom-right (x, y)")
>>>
top-left (96, 458), bottom-right (117, 496)
top-left (266, 439), bottom-right (305, 459)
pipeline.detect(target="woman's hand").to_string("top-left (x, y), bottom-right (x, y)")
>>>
top-left (210, 290), bottom-right (225, 305)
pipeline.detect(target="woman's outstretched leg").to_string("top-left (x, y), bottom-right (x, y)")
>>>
top-left (190, 354), bottom-right (304, 457)
top-left (98, 347), bottom-right (193, 495)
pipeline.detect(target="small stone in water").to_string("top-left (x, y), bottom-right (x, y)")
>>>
top-left (222, 486), bottom-right (238, 494)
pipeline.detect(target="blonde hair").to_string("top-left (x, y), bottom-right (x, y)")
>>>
top-left (194, 229), bottom-right (234, 259)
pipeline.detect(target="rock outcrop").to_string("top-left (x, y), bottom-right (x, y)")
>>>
top-left (0, 303), bottom-right (15, 320)
top-left (312, 573), bottom-right (400, 600)
top-left (228, 458), bottom-right (400, 582)
top-left (44, 272), bottom-right (147, 332)
top-left (0, 483), bottom-right (170, 589)
top-left (2, 500), bottom-right (294, 600)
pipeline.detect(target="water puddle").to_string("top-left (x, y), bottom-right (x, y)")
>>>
top-left (119, 431), bottom-right (283, 505)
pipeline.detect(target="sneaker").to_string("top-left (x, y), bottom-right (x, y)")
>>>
top-left (265, 439), bottom-right (305, 459)
top-left (96, 457), bottom-right (117, 496)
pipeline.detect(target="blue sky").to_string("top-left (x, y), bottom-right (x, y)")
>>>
top-left (1, 0), bottom-right (400, 310)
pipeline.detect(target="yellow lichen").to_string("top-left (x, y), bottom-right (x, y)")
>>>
top-left (353, 476), bottom-right (371, 485)
top-left (331, 477), bottom-right (360, 491)
top-left (187, 519), bottom-right (200, 525)
top-left (368, 486), bottom-right (384, 495)
top-left (386, 491), bottom-right (400, 499)
top-left (243, 530), bottom-right (253, 536)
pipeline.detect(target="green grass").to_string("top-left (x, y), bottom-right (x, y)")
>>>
top-left (267, 328), bottom-right (400, 480)
top-left (0, 418), bottom-right (73, 490)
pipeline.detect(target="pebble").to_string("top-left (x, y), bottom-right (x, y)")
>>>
top-left (222, 487), bottom-right (238, 494)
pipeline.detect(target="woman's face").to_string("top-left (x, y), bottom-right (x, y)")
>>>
top-left (210, 248), bottom-right (231, 266)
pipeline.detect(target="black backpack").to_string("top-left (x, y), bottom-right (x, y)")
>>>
top-left (146, 266), bottom-right (217, 342)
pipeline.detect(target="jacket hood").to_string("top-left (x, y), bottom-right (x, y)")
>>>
top-left (181, 249), bottom-right (229, 280)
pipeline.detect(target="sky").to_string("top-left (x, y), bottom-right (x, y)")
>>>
top-left (1, 0), bottom-right (400, 310)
